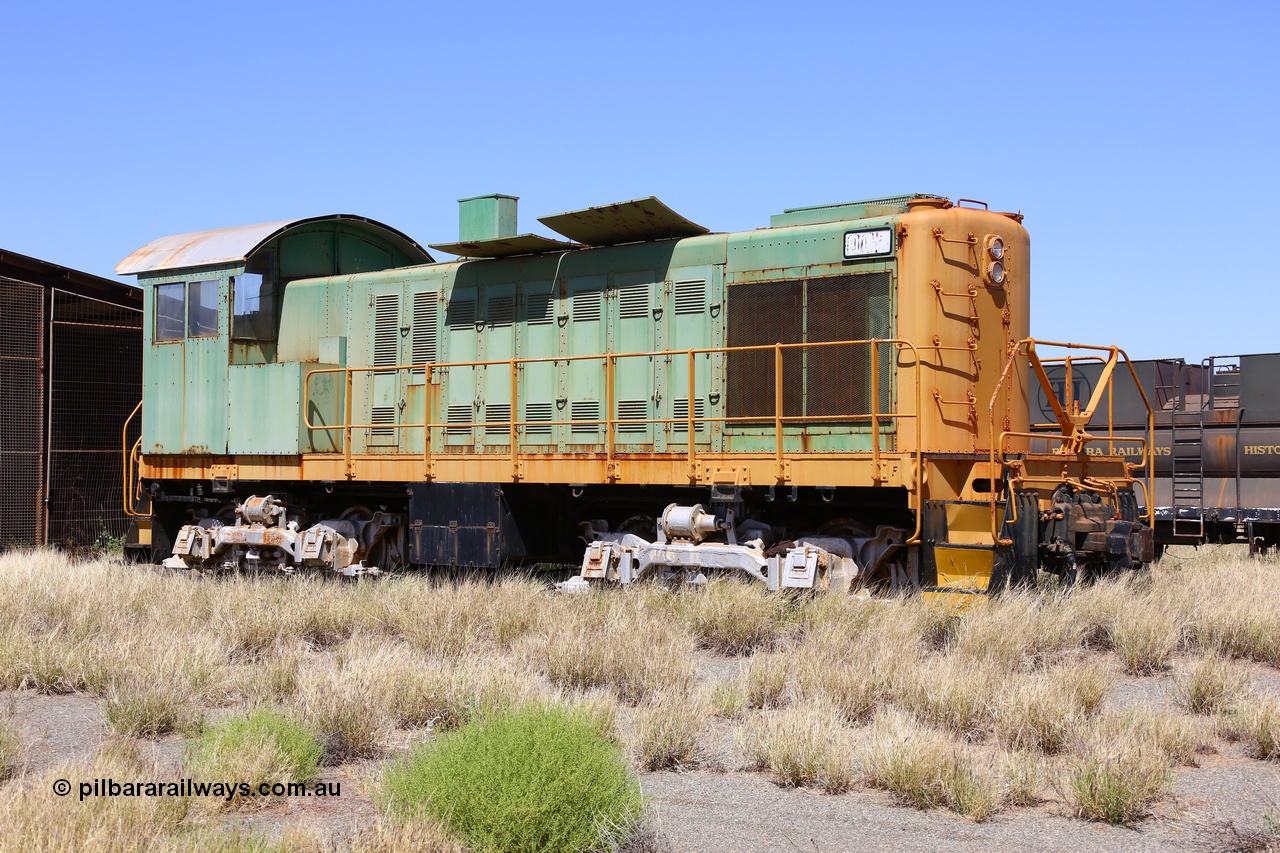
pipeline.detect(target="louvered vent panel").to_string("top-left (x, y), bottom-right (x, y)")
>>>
top-left (673, 398), bottom-right (706, 432)
top-left (674, 280), bottom-right (705, 315)
top-left (617, 400), bottom-right (648, 434)
top-left (618, 285), bottom-right (649, 319)
top-left (526, 292), bottom-right (554, 325)
top-left (448, 299), bottom-right (476, 330)
top-left (573, 290), bottom-right (602, 323)
top-left (570, 400), bottom-right (600, 434)
top-left (524, 402), bottom-right (553, 436)
top-left (487, 296), bottom-right (515, 327)
top-left (370, 406), bottom-right (395, 437)
top-left (373, 294), bottom-right (399, 367)
top-left (446, 404), bottom-right (473, 436)
top-left (412, 291), bottom-right (438, 372)
top-left (485, 404), bottom-right (512, 436)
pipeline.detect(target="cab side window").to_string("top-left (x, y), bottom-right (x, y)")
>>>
top-left (187, 280), bottom-right (220, 337)
top-left (155, 283), bottom-right (185, 341)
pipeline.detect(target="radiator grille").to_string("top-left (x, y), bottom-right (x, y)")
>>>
top-left (448, 299), bottom-right (476, 330)
top-left (674, 280), bottom-right (706, 315)
top-left (526, 292), bottom-right (554, 325)
top-left (570, 400), bottom-right (600, 434)
top-left (485, 404), bottom-right (512, 436)
top-left (673, 398), bottom-right (706, 432)
top-left (725, 273), bottom-right (890, 423)
top-left (524, 402), bottom-right (553, 436)
top-left (411, 291), bottom-right (438, 371)
top-left (370, 406), bottom-right (395, 437)
top-left (372, 293), bottom-right (399, 367)
top-left (487, 295), bottom-right (515, 327)
top-left (616, 399), bottom-right (648, 434)
top-left (618, 285), bottom-right (649, 319)
top-left (572, 290), bottom-right (601, 323)
top-left (446, 405), bottom-right (473, 436)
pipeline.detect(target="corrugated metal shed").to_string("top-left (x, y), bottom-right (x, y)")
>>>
top-left (116, 214), bottom-right (432, 275)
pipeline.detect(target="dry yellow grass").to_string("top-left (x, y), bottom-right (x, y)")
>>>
top-left (0, 545), bottom-right (1274, 843)
top-left (628, 687), bottom-right (707, 770)
top-left (858, 710), bottom-right (1002, 821)
top-left (737, 699), bottom-right (855, 793)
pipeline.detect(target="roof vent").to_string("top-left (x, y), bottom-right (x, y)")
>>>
top-left (458, 194), bottom-right (518, 243)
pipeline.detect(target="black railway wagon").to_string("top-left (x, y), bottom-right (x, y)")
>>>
top-left (1033, 352), bottom-right (1280, 554)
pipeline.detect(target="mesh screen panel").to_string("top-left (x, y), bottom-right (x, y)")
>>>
top-left (46, 291), bottom-right (142, 548)
top-left (0, 279), bottom-right (44, 547)
top-left (726, 272), bottom-right (891, 423)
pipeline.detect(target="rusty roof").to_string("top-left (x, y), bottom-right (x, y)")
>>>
top-left (115, 214), bottom-right (431, 275)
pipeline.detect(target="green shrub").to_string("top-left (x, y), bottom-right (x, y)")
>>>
top-left (186, 708), bottom-right (323, 809)
top-left (383, 703), bottom-right (642, 853)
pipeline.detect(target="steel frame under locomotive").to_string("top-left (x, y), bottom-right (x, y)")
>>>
top-left (120, 193), bottom-right (1153, 596)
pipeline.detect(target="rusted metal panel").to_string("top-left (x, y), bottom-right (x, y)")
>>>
top-left (538, 197), bottom-right (709, 246)
top-left (428, 234), bottom-right (579, 258)
top-left (116, 215), bottom-right (432, 275)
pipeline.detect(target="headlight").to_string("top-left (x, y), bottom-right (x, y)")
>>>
top-left (986, 235), bottom-right (1005, 260)
top-left (988, 261), bottom-right (1006, 286)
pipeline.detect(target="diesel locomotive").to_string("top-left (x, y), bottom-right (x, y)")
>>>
top-left (119, 193), bottom-right (1154, 596)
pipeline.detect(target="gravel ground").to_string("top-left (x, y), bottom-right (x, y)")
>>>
top-left (2, 655), bottom-right (1277, 850)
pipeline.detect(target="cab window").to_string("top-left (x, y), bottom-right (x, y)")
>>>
top-left (155, 283), bottom-right (185, 341)
top-left (187, 280), bottom-right (220, 337)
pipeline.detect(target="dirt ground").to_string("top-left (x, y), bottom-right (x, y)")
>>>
top-left (5, 654), bottom-right (1278, 852)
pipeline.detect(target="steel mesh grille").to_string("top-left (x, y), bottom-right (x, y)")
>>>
top-left (725, 273), bottom-right (890, 423)
top-left (0, 279), bottom-right (44, 547)
top-left (46, 289), bottom-right (142, 549)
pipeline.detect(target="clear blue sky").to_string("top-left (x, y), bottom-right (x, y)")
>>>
top-left (5, 1), bottom-right (1276, 360)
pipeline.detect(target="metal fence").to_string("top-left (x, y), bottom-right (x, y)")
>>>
top-left (0, 279), bottom-right (141, 551)
top-left (0, 278), bottom-right (45, 547)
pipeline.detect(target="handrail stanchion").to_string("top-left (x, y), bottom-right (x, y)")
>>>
top-left (344, 368), bottom-right (354, 479)
top-left (511, 358), bottom-right (520, 480)
top-left (871, 340), bottom-right (881, 482)
top-left (775, 343), bottom-right (785, 483)
top-left (423, 365), bottom-right (434, 481)
top-left (687, 349), bottom-right (697, 482)
top-left (605, 354), bottom-right (615, 481)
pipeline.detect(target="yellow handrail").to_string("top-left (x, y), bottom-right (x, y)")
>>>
top-left (987, 339), bottom-right (1155, 545)
top-left (121, 400), bottom-right (150, 519)
top-left (302, 338), bottom-right (925, 544)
